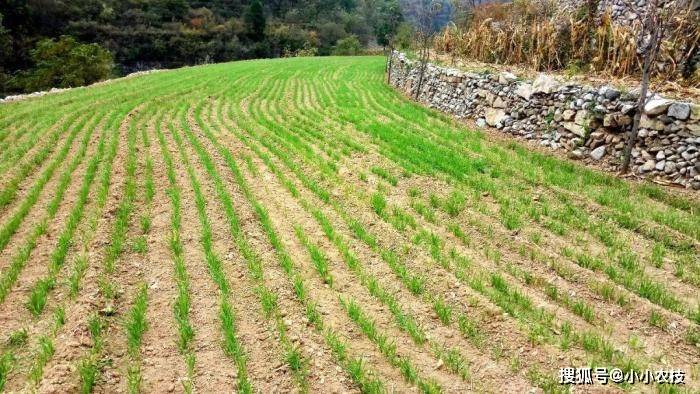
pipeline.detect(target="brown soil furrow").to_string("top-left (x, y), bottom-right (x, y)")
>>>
top-left (178, 111), bottom-right (298, 392)
top-left (188, 106), bottom-right (360, 392)
top-left (137, 116), bottom-right (189, 392)
top-left (160, 117), bottom-right (236, 392)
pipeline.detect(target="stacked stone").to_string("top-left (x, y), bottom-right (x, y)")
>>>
top-left (389, 52), bottom-right (700, 189)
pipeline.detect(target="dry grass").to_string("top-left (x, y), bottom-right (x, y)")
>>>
top-left (434, 0), bottom-right (700, 87)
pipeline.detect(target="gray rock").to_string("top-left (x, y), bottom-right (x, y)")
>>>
top-left (532, 74), bottom-right (559, 94)
top-left (476, 118), bottom-right (487, 128)
top-left (590, 145), bottom-right (606, 160)
top-left (640, 159), bottom-right (656, 172)
top-left (485, 108), bottom-right (507, 127)
top-left (563, 122), bottom-right (587, 137)
top-left (605, 87), bottom-right (621, 100)
top-left (690, 104), bottom-right (700, 120)
top-left (644, 98), bottom-right (673, 115)
top-left (515, 83), bottom-right (533, 100)
top-left (498, 72), bottom-right (517, 84)
top-left (667, 103), bottom-right (691, 120)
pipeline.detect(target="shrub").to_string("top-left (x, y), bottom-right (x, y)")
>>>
top-left (333, 35), bottom-right (362, 56)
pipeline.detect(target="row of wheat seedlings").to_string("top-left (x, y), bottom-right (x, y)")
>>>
top-left (25, 114), bottom-right (111, 316)
top-left (354, 78), bottom-right (698, 317)
top-left (154, 114), bottom-right (197, 393)
top-left (168, 110), bottom-right (257, 392)
top-left (191, 99), bottom-right (387, 393)
top-left (0, 111), bottom-right (89, 251)
top-left (0, 112), bottom-right (99, 303)
top-left (122, 107), bottom-right (159, 393)
top-left (124, 285), bottom-right (148, 393)
top-left (228, 77), bottom-right (660, 388)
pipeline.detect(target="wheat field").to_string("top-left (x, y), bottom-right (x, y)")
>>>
top-left (0, 56), bottom-right (698, 393)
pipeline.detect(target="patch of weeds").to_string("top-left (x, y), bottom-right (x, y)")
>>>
top-left (432, 297), bottom-right (452, 325)
top-left (649, 310), bottom-right (667, 329)
top-left (131, 236), bottom-right (148, 254)
top-left (7, 329), bottom-right (28, 347)
top-left (370, 192), bottom-right (387, 216)
top-left (443, 190), bottom-right (466, 217)
top-left (651, 243), bottom-right (665, 268)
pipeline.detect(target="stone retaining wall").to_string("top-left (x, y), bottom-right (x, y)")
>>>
top-left (389, 51), bottom-right (700, 189)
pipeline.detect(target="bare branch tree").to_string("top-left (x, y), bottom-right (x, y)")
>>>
top-left (621, 0), bottom-right (666, 174)
top-left (414, 0), bottom-right (443, 100)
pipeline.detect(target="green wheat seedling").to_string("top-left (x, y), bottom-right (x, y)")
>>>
top-left (193, 106), bottom-right (389, 393)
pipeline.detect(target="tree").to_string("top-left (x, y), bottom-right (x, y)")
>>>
top-left (621, 0), bottom-right (666, 173)
top-left (375, 0), bottom-right (402, 48)
top-left (414, 0), bottom-right (443, 100)
top-left (16, 36), bottom-right (113, 92)
top-left (245, 0), bottom-right (266, 41)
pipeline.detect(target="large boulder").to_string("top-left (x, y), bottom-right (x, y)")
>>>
top-left (485, 108), bottom-right (507, 127)
top-left (667, 103), bottom-right (690, 120)
top-left (563, 122), bottom-right (587, 137)
top-left (644, 98), bottom-right (673, 115)
top-left (515, 83), bottom-right (533, 100)
top-left (532, 74), bottom-right (559, 94)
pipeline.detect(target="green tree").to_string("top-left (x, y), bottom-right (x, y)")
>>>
top-left (375, 0), bottom-right (403, 48)
top-left (245, 0), bottom-right (266, 41)
top-left (394, 22), bottom-right (413, 50)
top-left (18, 36), bottom-right (113, 92)
top-left (332, 35), bottom-right (361, 55)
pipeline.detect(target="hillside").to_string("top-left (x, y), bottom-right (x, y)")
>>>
top-left (0, 56), bottom-right (698, 392)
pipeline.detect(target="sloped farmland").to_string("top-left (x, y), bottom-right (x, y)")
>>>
top-left (0, 56), bottom-right (698, 393)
